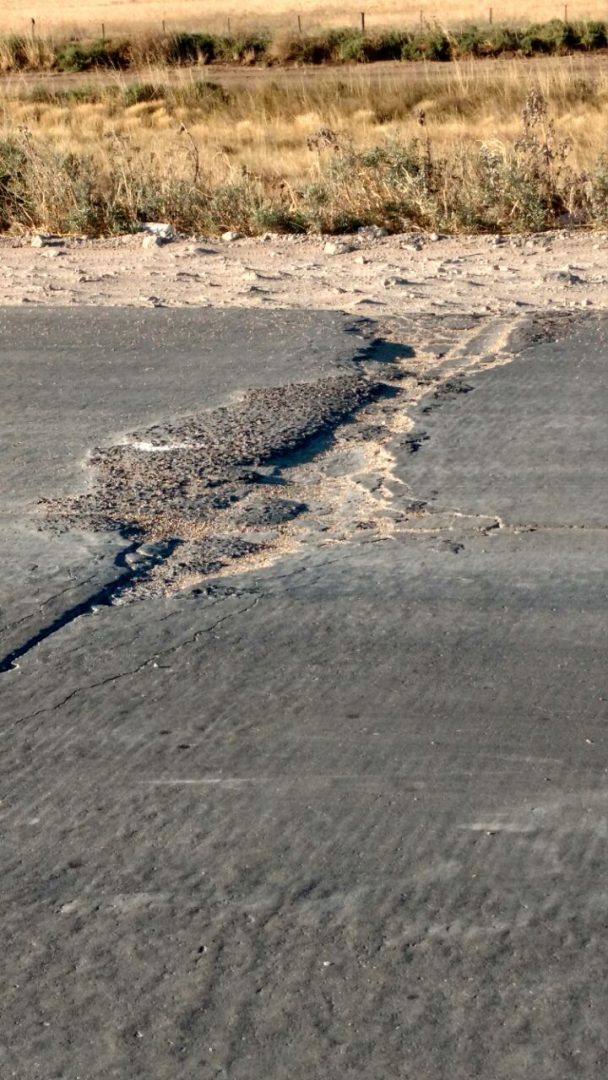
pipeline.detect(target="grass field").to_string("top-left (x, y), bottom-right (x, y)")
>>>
top-left (2, 60), bottom-right (608, 236)
top-left (1, 0), bottom-right (607, 37)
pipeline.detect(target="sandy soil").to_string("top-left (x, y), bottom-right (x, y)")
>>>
top-left (1, 228), bottom-right (605, 318)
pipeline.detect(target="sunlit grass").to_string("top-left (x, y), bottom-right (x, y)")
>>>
top-left (2, 65), bottom-right (608, 235)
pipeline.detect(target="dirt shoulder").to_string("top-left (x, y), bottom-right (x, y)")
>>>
top-left (0, 229), bottom-right (606, 317)
top-left (3, 53), bottom-right (608, 92)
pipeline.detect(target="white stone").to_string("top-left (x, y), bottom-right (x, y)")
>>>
top-left (141, 222), bottom-right (174, 239)
top-left (222, 231), bottom-right (244, 242)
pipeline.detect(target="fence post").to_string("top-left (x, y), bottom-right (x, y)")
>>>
top-left (227, 17), bottom-right (231, 35)
top-left (420, 9), bottom-right (423, 26)
top-left (298, 14), bottom-right (302, 33)
top-left (30, 16), bottom-right (36, 35)
top-left (564, 3), bottom-right (568, 19)
top-left (489, 7), bottom-right (493, 23)
top-left (101, 22), bottom-right (105, 42)
top-left (360, 11), bottom-right (365, 32)
top-left (162, 19), bottom-right (166, 33)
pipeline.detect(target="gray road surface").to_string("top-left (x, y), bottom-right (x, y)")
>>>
top-left (1, 307), bottom-right (607, 1079)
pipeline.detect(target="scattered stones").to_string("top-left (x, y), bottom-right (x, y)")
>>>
top-left (222, 231), bottom-right (244, 243)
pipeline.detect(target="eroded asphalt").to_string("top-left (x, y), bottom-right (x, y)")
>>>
top-left (1, 306), bottom-right (607, 1079)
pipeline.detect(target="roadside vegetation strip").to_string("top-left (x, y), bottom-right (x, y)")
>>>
top-left (2, 73), bottom-right (608, 236)
top-left (2, 20), bottom-right (608, 73)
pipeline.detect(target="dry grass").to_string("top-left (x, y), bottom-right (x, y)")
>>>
top-left (1, 1), bottom-right (607, 37)
top-left (2, 63), bottom-right (608, 234)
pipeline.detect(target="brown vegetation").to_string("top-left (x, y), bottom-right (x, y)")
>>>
top-left (2, 67), bottom-right (608, 235)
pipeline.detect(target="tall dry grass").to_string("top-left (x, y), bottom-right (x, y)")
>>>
top-left (2, 65), bottom-right (608, 234)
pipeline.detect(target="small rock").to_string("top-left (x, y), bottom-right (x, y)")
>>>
top-left (222, 230), bottom-right (244, 242)
top-left (549, 269), bottom-right (585, 285)
top-left (324, 241), bottom-right (354, 255)
top-left (355, 254), bottom-right (369, 264)
top-left (383, 275), bottom-right (410, 287)
top-left (428, 232), bottom-right (442, 242)
top-left (124, 550), bottom-right (151, 568)
top-left (142, 234), bottom-right (165, 249)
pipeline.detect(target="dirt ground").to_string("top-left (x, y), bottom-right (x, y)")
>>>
top-left (0, 227), bottom-right (606, 317)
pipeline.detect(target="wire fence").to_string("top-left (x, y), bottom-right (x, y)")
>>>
top-left (17, 5), bottom-right (602, 41)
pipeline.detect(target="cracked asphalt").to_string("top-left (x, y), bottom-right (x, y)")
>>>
top-left (1, 307), bottom-right (607, 1079)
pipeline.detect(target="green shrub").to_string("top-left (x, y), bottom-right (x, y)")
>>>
top-left (55, 38), bottom-right (131, 72)
top-left (213, 32), bottom-right (270, 62)
top-left (122, 82), bottom-right (164, 106)
top-left (487, 26), bottom-right (521, 54)
top-left (336, 30), bottom-right (366, 62)
top-left (580, 20), bottom-right (607, 49)
top-left (402, 29), bottom-right (452, 61)
top-left (166, 32), bottom-right (217, 64)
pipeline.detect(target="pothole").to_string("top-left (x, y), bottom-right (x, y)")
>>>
top-left (39, 370), bottom-right (407, 603)
top-left (0, 312), bottom-right (562, 674)
top-left (38, 314), bottom-right (528, 603)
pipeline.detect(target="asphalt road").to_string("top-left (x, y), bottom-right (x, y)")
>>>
top-left (1, 307), bottom-right (607, 1079)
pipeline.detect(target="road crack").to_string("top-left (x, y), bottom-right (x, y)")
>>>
top-left (9, 596), bottom-right (260, 722)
